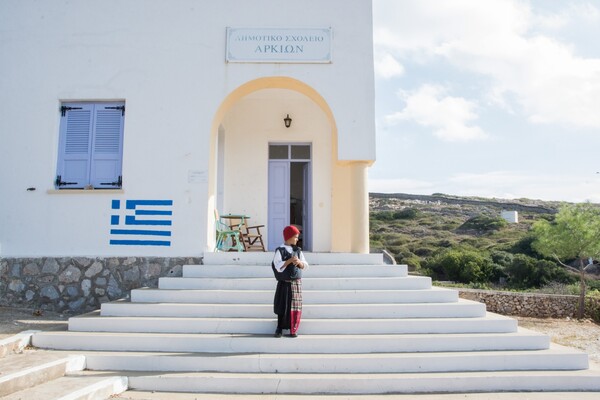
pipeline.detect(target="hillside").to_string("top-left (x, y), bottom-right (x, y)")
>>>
top-left (369, 192), bottom-right (560, 263)
top-left (369, 192), bottom-right (600, 291)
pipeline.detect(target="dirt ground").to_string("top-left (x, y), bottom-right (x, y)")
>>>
top-left (1, 306), bottom-right (599, 365)
top-left (516, 316), bottom-right (600, 365)
top-left (0, 306), bottom-right (70, 339)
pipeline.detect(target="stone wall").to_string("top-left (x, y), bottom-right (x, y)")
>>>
top-left (0, 257), bottom-right (201, 314)
top-left (458, 288), bottom-right (600, 322)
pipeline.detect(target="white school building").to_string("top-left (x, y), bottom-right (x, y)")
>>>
top-left (0, 0), bottom-right (375, 260)
top-left (4, 3), bottom-right (600, 395)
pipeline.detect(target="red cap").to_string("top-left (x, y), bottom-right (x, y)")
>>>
top-left (283, 225), bottom-right (300, 241)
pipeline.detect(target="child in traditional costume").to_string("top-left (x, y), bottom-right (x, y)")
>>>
top-left (272, 225), bottom-right (308, 338)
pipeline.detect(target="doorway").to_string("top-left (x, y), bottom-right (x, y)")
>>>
top-left (268, 143), bottom-right (312, 251)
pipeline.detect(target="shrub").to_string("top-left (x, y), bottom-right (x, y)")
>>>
top-left (402, 255), bottom-right (422, 270)
top-left (457, 214), bottom-right (507, 233)
top-left (428, 248), bottom-right (493, 283)
top-left (371, 211), bottom-right (394, 221)
top-left (490, 250), bottom-right (514, 267)
top-left (413, 246), bottom-right (436, 257)
top-left (437, 239), bottom-right (457, 248)
top-left (393, 208), bottom-right (420, 219)
top-left (505, 254), bottom-right (575, 289)
top-left (510, 235), bottom-right (540, 257)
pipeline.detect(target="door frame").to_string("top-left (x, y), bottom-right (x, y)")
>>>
top-left (267, 143), bottom-right (312, 251)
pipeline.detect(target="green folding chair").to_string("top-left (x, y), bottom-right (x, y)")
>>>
top-left (214, 210), bottom-right (244, 252)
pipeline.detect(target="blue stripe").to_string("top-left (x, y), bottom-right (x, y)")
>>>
top-left (126, 200), bottom-right (173, 209)
top-left (110, 229), bottom-right (171, 236)
top-left (110, 239), bottom-right (171, 246)
top-left (135, 210), bottom-right (173, 216)
top-left (111, 215), bottom-right (120, 225)
top-left (112, 200), bottom-right (121, 209)
top-left (125, 216), bottom-right (172, 226)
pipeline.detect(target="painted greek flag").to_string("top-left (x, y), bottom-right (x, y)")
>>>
top-left (110, 200), bottom-right (173, 246)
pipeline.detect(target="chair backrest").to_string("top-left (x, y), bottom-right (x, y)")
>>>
top-left (214, 209), bottom-right (227, 232)
top-left (214, 209), bottom-right (242, 233)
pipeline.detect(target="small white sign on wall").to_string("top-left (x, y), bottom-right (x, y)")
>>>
top-left (188, 170), bottom-right (207, 184)
top-left (226, 27), bottom-right (332, 63)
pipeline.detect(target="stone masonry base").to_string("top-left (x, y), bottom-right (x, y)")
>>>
top-left (0, 257), bottom-right (201, 313)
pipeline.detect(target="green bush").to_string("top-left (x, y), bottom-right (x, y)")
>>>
top-left (505, 254), bottom-right (575, 289)
top-left (585, 279), bottom-right (600, 292)
top-left (458, 214), bottom-right (507, 233)
top-left (428, 248), bottom-right (493, 283)
top-left (393, 208), bottom-right (420, 219)
top-left (402, 255), bottom-right (422, 269)
top-left (413, 246), bottom-right (437, 257)
top-left (490, 250), bottom-right (514, 267)
top-left (371, 211), bottom-right (394, 221)
top-left (510, 235), bottom-right (540, 257)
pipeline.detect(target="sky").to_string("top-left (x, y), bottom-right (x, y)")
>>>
top-left (368, 0), bottom-right (600, 203)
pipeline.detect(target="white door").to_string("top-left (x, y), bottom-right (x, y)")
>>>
top-left (268, 161), bottom-right (290, 250)
top-left (268, 144), bottom-right (311, 251)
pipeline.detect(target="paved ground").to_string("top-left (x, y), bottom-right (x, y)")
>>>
top-left (115, 391), bottom-right (600, 399)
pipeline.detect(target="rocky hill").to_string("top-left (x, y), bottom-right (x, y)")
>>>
top-left (370, 192), bottom-right (560, 215)
top-left (368, 192), bottom-right (565, 275)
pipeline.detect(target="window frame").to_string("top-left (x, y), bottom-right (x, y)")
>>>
top-left (55, 101), bottom-right (125, 190)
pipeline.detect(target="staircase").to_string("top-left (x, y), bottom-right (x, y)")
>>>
top-left (31, 252), bottom-right (600, 395)
top-left (0, 332), bottom-right (127, 399)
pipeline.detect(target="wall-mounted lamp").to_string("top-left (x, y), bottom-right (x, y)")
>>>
top-left (284, 114), bottom-right (292, 128)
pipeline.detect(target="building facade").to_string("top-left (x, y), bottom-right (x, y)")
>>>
top-left (0, 0), bottom-right (375, 310)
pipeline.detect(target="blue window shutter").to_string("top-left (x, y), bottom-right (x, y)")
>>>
top-left (90, 103), bottom-right (124, 188)
top-left (57, 104), bottom-right (94, 188)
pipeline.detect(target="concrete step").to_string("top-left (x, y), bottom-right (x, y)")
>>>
top-left (130, 286), bottom-right (459, 304)
top-left (182, 264), bottom-right (408, 278)
top-left (106, 391), bottom-right (600, 400)
top-left (126, 369), bottom-right (600, 394)
top-left (0, 330), bottom-right (38, 358)
top-left (68, 313), bottom-right (515, 335)
top-left (158, 276), bottom-right (432, 290)
top-left (83, 344), bottom-right (589, 373)
top-left (202, 252), bottom-right (384, 265)
top-left (1, 373), bottom-right (128, 400)
top-left (0, 351), bottom-right (85, 397)
top-left (32, 329), bottom-right (548, 353)
top-left (100, 299), bottom-right (486, 319)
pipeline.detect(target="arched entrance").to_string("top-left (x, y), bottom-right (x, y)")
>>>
top-left (206, 76), bottom-right (371, 254)
top-left (206, 77), bottom-right (337, 252)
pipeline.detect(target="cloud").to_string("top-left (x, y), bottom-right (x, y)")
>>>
top-left (448, 171), bottom-right (600, 202)
top-left (370, 171), bottom-right (600, 203)
top-left (374, 0), bottom-right (600, 129)
top-left (368, 178), bottom-right (435, 194)
top-left (384, 84), bottom-right (488, 142)
top-left (374, 52), bottom-right (404, 79)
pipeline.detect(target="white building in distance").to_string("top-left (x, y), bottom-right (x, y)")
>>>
top-left (501, 211), bottom-right (519, 224)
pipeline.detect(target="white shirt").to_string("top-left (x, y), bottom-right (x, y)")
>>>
top-left (272, 244), bottom-right (309, 272)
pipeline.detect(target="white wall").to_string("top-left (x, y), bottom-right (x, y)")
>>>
top-left (0, 0), bottom-right (375, 256)
top-left (501, 211), bottom-right (519, 224)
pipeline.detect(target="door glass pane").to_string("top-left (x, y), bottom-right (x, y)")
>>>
top-left (291, 145), bottom-right (310, 160)
top-left (269, 145), bottom-right (288, 159)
